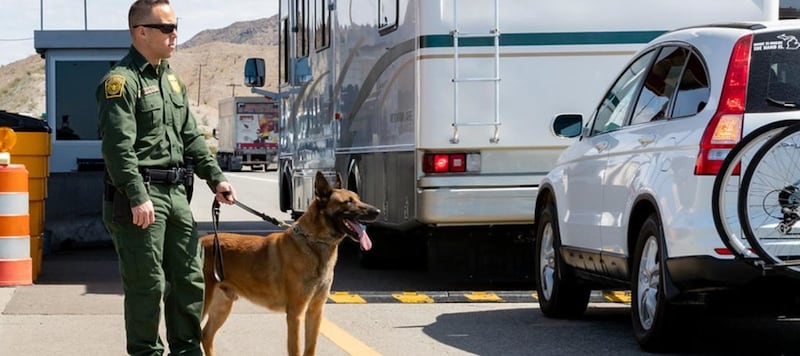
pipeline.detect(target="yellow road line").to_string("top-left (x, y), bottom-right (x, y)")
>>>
top-left (320, 317), bottom-right (382, 356)
top-left (392, 292), bottom-right (434, 303)
top-left (328, 292), bottom-right (367, 304)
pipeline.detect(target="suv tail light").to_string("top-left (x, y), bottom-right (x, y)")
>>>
top-left (422, 152), bottom-right (480, 173)
top-left (695, 34), bottom-right (752, 176)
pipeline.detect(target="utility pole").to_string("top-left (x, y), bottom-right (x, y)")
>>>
top-left (197, 64), bottom-right (205, 106)
top-left (227, 83), bottom-right (240, 97)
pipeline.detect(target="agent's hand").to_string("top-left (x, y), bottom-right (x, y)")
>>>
top-left (215, 182), bottom-right (236, 205)
top-left (131, 200), bottom-right (155, 229)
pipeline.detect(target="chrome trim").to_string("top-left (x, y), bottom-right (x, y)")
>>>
top-left (418, 186), bottom-right (537, 224)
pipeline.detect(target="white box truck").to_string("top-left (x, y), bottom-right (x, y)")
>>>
top-left (215, 96), bottom-right (279, 171)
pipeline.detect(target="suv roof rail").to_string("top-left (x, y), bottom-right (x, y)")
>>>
top-left (672, 22), bottom-right (767, 33)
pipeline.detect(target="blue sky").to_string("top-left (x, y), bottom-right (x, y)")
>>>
top-left (0, 0), bottom-right (278, 66)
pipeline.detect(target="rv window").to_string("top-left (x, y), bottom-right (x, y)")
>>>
top-left (296, 0), bottom-right (309, 58)
top-left (378, 0), bottom-right (398, 35)
top-left (281, 13), bottom-right (289, 84)
top-left (314, 0), bottom-right (330, 50)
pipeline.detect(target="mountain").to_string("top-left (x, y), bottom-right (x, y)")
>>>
top-left (0, 15), bottom-right (280, 136)
top-left (182, 16), bottom-right (280, 48)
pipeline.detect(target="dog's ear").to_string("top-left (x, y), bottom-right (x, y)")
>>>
top-left (334, 172), bottom-right (343, 189)
top-left (314, 171), bottom-right (332, 199)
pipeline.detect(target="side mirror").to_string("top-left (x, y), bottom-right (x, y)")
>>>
top-left (244, 58), bottom-right (266, 87)
top-left (552, 114), bottom-right (583, 138)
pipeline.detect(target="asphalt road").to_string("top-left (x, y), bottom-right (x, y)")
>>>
top-left (181, 170), bottom-right (800, 355)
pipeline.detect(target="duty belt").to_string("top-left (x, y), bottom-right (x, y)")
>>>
top-left (141, 167), bottom-right (189, 185)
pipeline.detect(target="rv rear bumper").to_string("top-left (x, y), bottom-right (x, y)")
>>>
top-left (417, 186), bottom-right (537, 225)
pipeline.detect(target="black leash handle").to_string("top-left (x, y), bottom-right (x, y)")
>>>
top-left (222, 191), bottom-right (291, 228)
top-left (211, 199), bottom-right (225, 282)
top-left (232, 200), bottom-right (292, 228)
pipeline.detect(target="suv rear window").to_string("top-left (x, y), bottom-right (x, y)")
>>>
top-left (747, 31), bottom-right (800, 112)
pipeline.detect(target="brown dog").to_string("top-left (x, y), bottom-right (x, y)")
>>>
top-left (199, 171), bottom-right (379, 356)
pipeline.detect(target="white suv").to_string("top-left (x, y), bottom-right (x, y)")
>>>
top-left (534, 21), bottom-right (800, 350)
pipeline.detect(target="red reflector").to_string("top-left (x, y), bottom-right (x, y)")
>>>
top-left (714, 248), bottom-right (733, 256)
top-left (450, 154), bottom-right (466, 172)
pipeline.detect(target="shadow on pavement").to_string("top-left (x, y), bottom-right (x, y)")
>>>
top-left (423, 306), bottom-right (800, 355)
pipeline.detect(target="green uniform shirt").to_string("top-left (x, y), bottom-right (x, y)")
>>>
top-left (97, 46), bottom-right (226, 206)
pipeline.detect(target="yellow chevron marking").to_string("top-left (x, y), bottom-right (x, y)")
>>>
top-left (392, 292), bottom-right (434, 303)
top-left (328, 292), bottom-right (367, 304)
top-left (464, 292), bottom-right (503, 302)
top-left (603, 290), bottom-right (632, 303)
top-left (532, 292), bottom-right (539, 301)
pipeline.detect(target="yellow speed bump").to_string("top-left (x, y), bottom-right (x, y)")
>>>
top-left (392, 292), bottom-right (434, 303)
top-left (328, 292), bottom-right (367, 304)
top-left (603, 290), bottom-right (632, 303)
top-left (464, 292), bottom-right (503, 302)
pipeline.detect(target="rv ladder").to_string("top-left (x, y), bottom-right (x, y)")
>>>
top-left (450, 0), bottom-right (501, 144)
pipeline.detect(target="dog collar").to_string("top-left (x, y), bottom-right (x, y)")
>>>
top-left (292, 224), bottom-right (336, 246)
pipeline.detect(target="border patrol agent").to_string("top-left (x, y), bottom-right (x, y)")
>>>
top-left (97, 1), bottom-right (236, 355)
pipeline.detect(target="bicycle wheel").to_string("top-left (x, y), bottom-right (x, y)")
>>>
top-left (739, 122), bottom-right (800, 272)
top-left (712, 120), bottom-right (796, 258)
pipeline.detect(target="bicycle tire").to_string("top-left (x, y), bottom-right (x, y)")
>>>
top-left (711, 120), bottom-right (796, 258)
top-left (739, 121), bottom-right (800, 272)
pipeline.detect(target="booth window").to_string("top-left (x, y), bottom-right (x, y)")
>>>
top-left (55, 60), bottom-right (113, 141)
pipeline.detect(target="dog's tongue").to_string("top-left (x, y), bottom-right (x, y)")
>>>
top-left (347, 220), bottom-right (372, 251)
top-left (358, 223), bottom-right (373, 251)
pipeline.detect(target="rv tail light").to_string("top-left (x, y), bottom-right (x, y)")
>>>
top-left (423, 152), bottom-right (480, 173)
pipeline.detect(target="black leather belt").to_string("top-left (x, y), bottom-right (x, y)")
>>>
top-left (141, 167), bottom-right (189, 185)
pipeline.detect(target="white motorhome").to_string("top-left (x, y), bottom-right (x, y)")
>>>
top-left (245, 0), bottom-right (779, 266)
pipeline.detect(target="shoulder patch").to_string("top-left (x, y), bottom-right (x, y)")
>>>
top-left (104, 75), bottom-right (126, 99)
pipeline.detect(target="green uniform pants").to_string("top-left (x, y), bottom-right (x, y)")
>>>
top-left (103, 183), bottom-right (204, 356)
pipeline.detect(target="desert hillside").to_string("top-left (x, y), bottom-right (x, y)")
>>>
top-left (0, 16), bottom-right (280, 138)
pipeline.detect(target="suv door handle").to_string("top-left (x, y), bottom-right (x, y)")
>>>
top-left (638, 134), bottom-right (656, 146)
top-left (594, 141), bottom-right (609, 152)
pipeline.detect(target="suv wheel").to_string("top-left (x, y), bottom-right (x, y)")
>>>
top-left (534, 201), bottom-right (590, 318)
top-left (631, 214), bottom-right (676, 351)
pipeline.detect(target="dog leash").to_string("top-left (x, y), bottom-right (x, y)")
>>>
top-left (211, 199), bottom-right (225, 282)
top-left (210, 195), bottom-right (293, 282)
top-left (231, 199), bottom-right (292, 229)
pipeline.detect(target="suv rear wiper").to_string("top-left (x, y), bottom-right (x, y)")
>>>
top-left (767, 97), bottom-right (797, 108)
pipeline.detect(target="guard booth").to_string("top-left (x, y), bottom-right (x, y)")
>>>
top-left (34, 30), bottom-right (130, 251)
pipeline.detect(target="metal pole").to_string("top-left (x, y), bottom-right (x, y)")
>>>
top-left (84, 0), bottom-right (88, 30)
top-left (40, 0), bottom-right (43, 29)
top-left (227, 84), bottom-right (240, 97)
top-left (197, 64), bottom-right (205, 105)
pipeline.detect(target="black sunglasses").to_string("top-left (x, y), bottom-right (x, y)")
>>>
top-left (135, 23), bottom-right (178, 34)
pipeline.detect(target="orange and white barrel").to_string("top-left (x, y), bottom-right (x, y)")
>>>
top-left (0, 164), bottom-right (32, 286)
